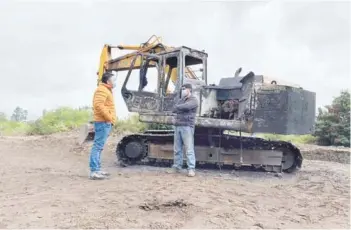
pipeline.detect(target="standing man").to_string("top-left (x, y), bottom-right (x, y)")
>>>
top-left (89, 72), bottom-right (117, 180)
top-left (172, 83), bottom-right (199, 177)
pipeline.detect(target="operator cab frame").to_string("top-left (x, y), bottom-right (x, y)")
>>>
top-left (109, 46), bottom-right (208, 114)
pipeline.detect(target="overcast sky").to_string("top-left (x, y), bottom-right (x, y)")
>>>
top-left (0, 0), bottom-right (350, 120)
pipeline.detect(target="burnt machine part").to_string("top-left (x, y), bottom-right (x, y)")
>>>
top-left (252, 85), bottom-right (316, 134)
top-left (107, 46), bottom-right (315, 173)
top-left (202, 71), bottom-right (255, 120)
top-left (139, 114), bottom-right (249, 131)
top-left (138, 73), bottom-right (316, 135)
top-left (116, 128), bottom-right (303, 173)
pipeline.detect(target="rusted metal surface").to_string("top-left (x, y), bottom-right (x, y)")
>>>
top-left (148, 144), bottom-right (173, 159)
top-left (139, 114), bottom-right (249, 131)
top-left (116, 46), bottom-right (315, 135)
top-left (148, 143), bottom-right (283, 166)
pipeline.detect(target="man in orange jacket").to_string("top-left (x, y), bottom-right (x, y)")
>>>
top-left (89, 72), bottom-right (117, 180)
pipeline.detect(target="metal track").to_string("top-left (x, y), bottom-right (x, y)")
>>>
top-left (116, 129), bottom-right (303, 173)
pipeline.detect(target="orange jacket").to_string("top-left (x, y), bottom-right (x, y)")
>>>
top-left (92, 83), bottom-right (117, 124)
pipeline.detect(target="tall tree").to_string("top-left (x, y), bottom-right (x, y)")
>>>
top-left (314, 90), bottom-right (350, 147)
top-left (0, 112), bottom-right (7, 121)
top-left (11, 107), bottom-right (28, 122)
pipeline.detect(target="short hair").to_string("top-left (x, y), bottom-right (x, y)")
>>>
top-left (101, 72), bottom-right (113, 83)
top-left (182, 83), bottom-right (192, 91)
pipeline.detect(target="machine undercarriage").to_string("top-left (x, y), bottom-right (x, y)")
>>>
top-left (116, 128), bottom-right (302, 173)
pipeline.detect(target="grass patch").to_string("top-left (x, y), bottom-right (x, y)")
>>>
top-left (113, 114), bottom-right (147, 134)
top-left (226, 131), bottom-right (317, 145)
top-left (0, 120), bottom-right (31, 135)
top-left (257, 133), bottom-right (317, 144)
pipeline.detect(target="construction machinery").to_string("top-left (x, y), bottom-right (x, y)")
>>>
top-left (81, 35), bottom-right (316, 173)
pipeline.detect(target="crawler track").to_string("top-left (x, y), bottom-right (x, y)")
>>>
top-left (116, 129), bottom-right (303, 173)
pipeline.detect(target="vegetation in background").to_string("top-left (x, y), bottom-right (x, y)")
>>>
top-left (0, 109), bottom-right (30, 135)
top-left (314, 90), bottom-right (350, 147)
top-left (0, 90), bottom-right (349, 147)
top-left (113, 114), bottom-right (147, 134)
top-left (0, 120), bottom-right (30, 135)
top-left (226, 131), bottom-right (317, 145)
top-left (11, 106), bottom-right (28, 122)
top-left (112, 114), bottom-right (173, 134)
top-left (27, 107), bottom-right (92, 135)
top-left (0, 112), bottom-right (7, 122)
top-left (257, 133), bottom-right (317, 144)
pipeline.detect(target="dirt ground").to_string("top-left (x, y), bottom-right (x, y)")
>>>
top-left (0, 132), bottom-right (350, 229)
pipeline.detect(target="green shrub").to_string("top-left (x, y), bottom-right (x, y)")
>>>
top-left (27, 107), bottom-right (92, 135)
top-left (113, 114), bottom-right (147, 134)
top-left (257, 133), bottom-right (317, 144)
top-left (112, 114), bottom-right (173, 134)
top-left (0, 120), bottom-right (30, 135)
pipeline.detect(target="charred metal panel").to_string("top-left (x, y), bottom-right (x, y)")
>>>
top-left (251, 85), bottom-right (316, 135)
top-left (286, 89), bottom-right (316, 134)
top-left (122, 91), bottom-right (162, 113)
top-left (147, 143), bottom-right (282, 167)
top-left (148, 144), bottom-right (173, 159)
top-left (200, 88), bottom-right (218, 117)
top-left (162, 95), bottom-right (178, 111)
top-left (139, 113), bottom-right (249, 131)
top-left (237, 72), bottom-right (256, 119)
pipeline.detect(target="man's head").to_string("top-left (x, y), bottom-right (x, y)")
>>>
top-left (101, 72), bottom-right (116, 88)
top-left (181, 83), bottom-right (192, 98)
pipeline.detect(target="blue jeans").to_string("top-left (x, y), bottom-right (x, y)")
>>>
top-left (89, 122), bottom-right (112, 173)
top-left (173, 126), bottom-right (196, 170)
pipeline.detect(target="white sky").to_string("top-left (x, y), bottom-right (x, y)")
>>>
top-left (0, 0), bottom-right (350, 120)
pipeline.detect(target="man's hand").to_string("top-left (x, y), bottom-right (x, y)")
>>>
top-left (111, 117), bottom-right (117, 125)
top-left (175, 97), bottom-right (198, 112)
top-left (172, 105), bottom-right (178, 113)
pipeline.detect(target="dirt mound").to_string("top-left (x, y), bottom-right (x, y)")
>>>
top-left (298, 144), bottom-right (350, 164)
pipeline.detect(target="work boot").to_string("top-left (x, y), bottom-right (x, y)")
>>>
top-left (187, 169), bottom-right (195, 177)
top-left (98, 171), bottom-right (110, 176)
top-left (89, 171), bottom-right (106, 180)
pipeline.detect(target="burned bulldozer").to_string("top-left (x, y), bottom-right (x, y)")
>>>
top-left (83, 36), bottom-right (316, 173)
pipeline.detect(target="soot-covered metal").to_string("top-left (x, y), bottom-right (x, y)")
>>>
top-left (110, 46), bottom-right (315, 173)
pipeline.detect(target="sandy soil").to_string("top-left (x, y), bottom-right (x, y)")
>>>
top-left (0, 132), bottom-right (350, 229)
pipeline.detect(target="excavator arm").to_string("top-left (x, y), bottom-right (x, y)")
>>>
top-left (96, 35), bottom-right (198, 89)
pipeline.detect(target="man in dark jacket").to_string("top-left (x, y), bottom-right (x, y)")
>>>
top-left (172, 83), bottom-right (199, 177)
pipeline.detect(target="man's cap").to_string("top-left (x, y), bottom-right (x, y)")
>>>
top-left (182, 83), bottom-right (192, 90)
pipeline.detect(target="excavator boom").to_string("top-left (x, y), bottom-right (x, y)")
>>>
top-left (96, 35), bottom-right (198, 85)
